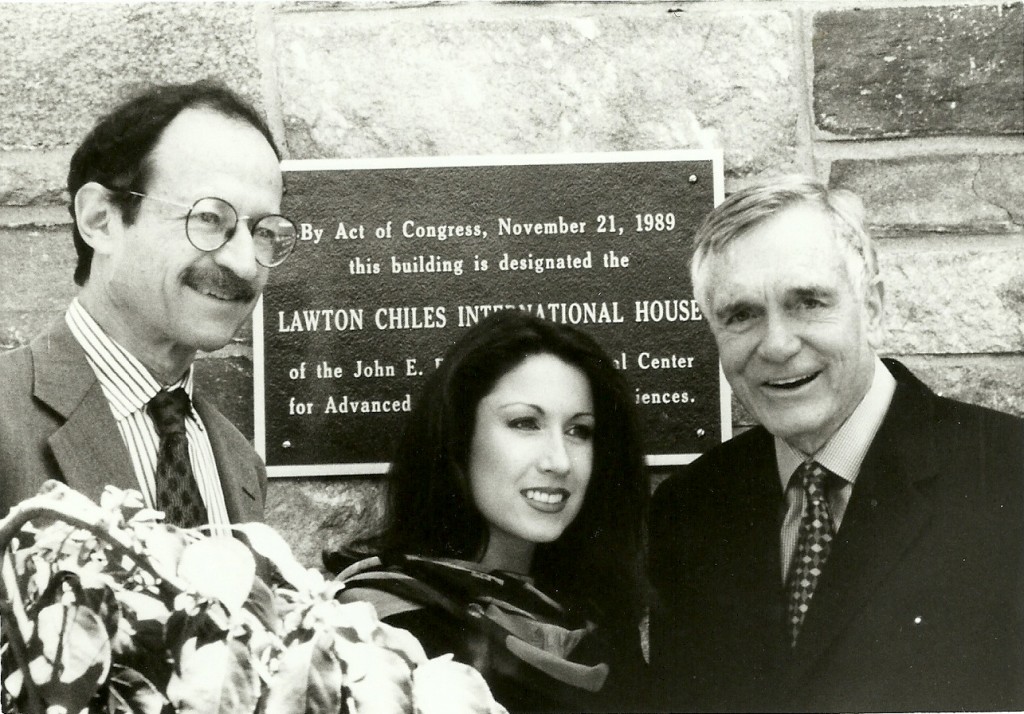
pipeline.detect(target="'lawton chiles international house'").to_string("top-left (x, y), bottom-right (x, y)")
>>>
top-left (277, 299), bottom-right (703, 333)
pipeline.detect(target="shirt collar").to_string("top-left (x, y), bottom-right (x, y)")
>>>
top-left (776, 357), bottom-right (896, 490)
top-left (66, 298), bottom-right (194, 421)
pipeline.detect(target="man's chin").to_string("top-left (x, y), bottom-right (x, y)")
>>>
top-left (768, 420), bottom-right (834, 454)
top-left (186, 326), bottom-right (246, 354)
top-left (754, 407), bottom-right (827, 448)
top-left (184, 300), bottom-right (255, 346)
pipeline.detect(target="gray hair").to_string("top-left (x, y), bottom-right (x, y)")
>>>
top-left (690, 175), bottom-right (878, 308)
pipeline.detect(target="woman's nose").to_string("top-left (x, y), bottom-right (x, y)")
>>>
top-left (539, 433), bottom-right (572, 475)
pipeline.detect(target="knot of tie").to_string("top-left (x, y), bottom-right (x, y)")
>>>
top-left (798, 461), bottom-right (830, 507)
top-left (148, 389), bottom-right (191, 437)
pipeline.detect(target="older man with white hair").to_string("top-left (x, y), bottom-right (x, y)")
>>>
top-left (648, 175), bottom-right (1024, 712)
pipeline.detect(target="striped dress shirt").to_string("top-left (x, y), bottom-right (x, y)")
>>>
top-left (66, 299), bottom-right (231, 531)
top-left (775, 357), bottom-right (896, 582)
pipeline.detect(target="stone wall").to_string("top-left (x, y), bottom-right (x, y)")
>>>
top-left (1, 1), bottom-right (1021, 566)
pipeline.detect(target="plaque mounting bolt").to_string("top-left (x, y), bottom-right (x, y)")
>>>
top-left (688, 174), bottom-right (698, 184)
top-left (282, 440), bottom-right (292, 449)
top-left (696, 428), bottom-right (706, 438)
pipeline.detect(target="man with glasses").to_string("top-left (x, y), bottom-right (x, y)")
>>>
top-left (0, 80), bottom-right (297, 529)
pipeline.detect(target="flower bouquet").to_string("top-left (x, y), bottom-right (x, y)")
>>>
top-left (0, 481), bottom-right (507, 714)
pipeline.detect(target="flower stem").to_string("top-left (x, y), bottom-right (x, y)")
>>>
top-left (0, 560), bottom-right (45, 714)
top-left (0, 486), bottom-right (189, 595)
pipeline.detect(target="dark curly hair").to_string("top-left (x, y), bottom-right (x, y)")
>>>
top-left (66, 79), bottom-right (280, 285)
top-left (371, 310), bottom-right (649, 636)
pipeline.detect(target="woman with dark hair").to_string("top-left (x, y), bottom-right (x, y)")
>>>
top-left (327, 310), bottom-right (648, 712)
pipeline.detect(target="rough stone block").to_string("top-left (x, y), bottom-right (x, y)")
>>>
top-left (274, 7), bottom-right (798, 176)
top-left (814, 4), bottom-right (1024, 137)
top-left (0, 153), bottom-right (70, 208)
top-left (898, 354), bottom-right (1024, 417)
top-left (0, 227), bottom-right (77, 341)
top-left (975, 154), bottom-right (1024, 226)
top-left (879, 241), bottom-right (1024, 355)
top-left (0, 207), bottom-right (71, 230)
top-left (265, 477), bottom-right (385, 568)
top-left (830, 154), bottom-right (1024, 235)
top-left (0, 3), bottom-right (266, 151)
top-left (194, 355), bottom-right (256, 440)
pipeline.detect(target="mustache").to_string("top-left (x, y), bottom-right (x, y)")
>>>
top-left (181, 264), bottom-right (259, 301)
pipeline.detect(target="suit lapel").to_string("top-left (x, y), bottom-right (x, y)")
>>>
top-left (747, 439), bottom-right (794, 675)
top-left (195, 398), bottom-right (262, 524)
top-left (32, 320), bottom-right (137, 499)
top-left (726, 429), bottom-right (793, 677)
top-left (787, 371), bottom-right (939, 678)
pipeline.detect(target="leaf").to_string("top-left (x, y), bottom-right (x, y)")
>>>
top-left (113, 589), bottom-right (172, 626)
top-left (372, 620), bottom-right (428, 669)
top-left (243, 575), bottom-right (277, 633)
top-left (3, 667), bottom-right (23, 699)
top-left (318, 600), bottom-right (425, 667)
top-left (177, 537), bottom-right (255, 612)
top-left (100, 486), bottom-right (146, 519)
top-left (111, 588), bottom-right (173, 664)
top-left (28, 521), bottom-right (98, 575)
top-left (166, 633), bottom-right (259, 714)
top-left (27, 600), bottom-right (111, 713)
top-left (106, 664), bottom-right (168, 714)
top-left (136, 523), bottom-right (189, 578)
top-left (37, 479), bottom-right (106, 515)
top-left (264, 632), bottom-right (343, 714)
top-left (337, 640), bottom-right (413, 714)
top-left (412, 656), bottom-right (508, 714)
top-left (110, 591), bottom-right (175, 691)
top-left (233, 522), bottom-right (314, 593)
top-left (165, 600), bottom-right (232, 654)
top-left (322, 600), bottom-right (386, 642)
top-left (31, 600), bottom-right (111, 685)
top-left (75, 570), bottom-right (123, 639)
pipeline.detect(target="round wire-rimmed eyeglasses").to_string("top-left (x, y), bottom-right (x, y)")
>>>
top-left (122, 191), bottom-right (298, 268)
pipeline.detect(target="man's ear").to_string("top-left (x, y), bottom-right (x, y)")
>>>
top-left (74, 182), bottom-right (121, 255)
top-left (864, 275), bottom-right (885, 348)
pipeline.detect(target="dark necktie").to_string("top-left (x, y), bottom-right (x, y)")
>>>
top-left (785, 460), bottom-right (835, 646)
top-left (147, 388), bottom-right (207, 528)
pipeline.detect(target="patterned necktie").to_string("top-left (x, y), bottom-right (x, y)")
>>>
top-left (785, 460), bottom-right (835, 646)
top-left (147, 388), bottom-right (207, 528)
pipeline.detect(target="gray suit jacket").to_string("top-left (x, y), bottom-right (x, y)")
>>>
top-left (0, 317), bottom-right (266, 522)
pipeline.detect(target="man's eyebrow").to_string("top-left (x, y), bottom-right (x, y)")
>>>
top-left (787, 285), bottom-right (836, 300)
top-left (713, 298), bottom-right (759, 321)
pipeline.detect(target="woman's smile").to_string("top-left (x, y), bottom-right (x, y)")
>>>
top-left (521, 487), bottom-right (571, 511)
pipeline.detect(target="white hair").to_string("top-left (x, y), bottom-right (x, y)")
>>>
top-left (690, 175), bottom-right (878, 308)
